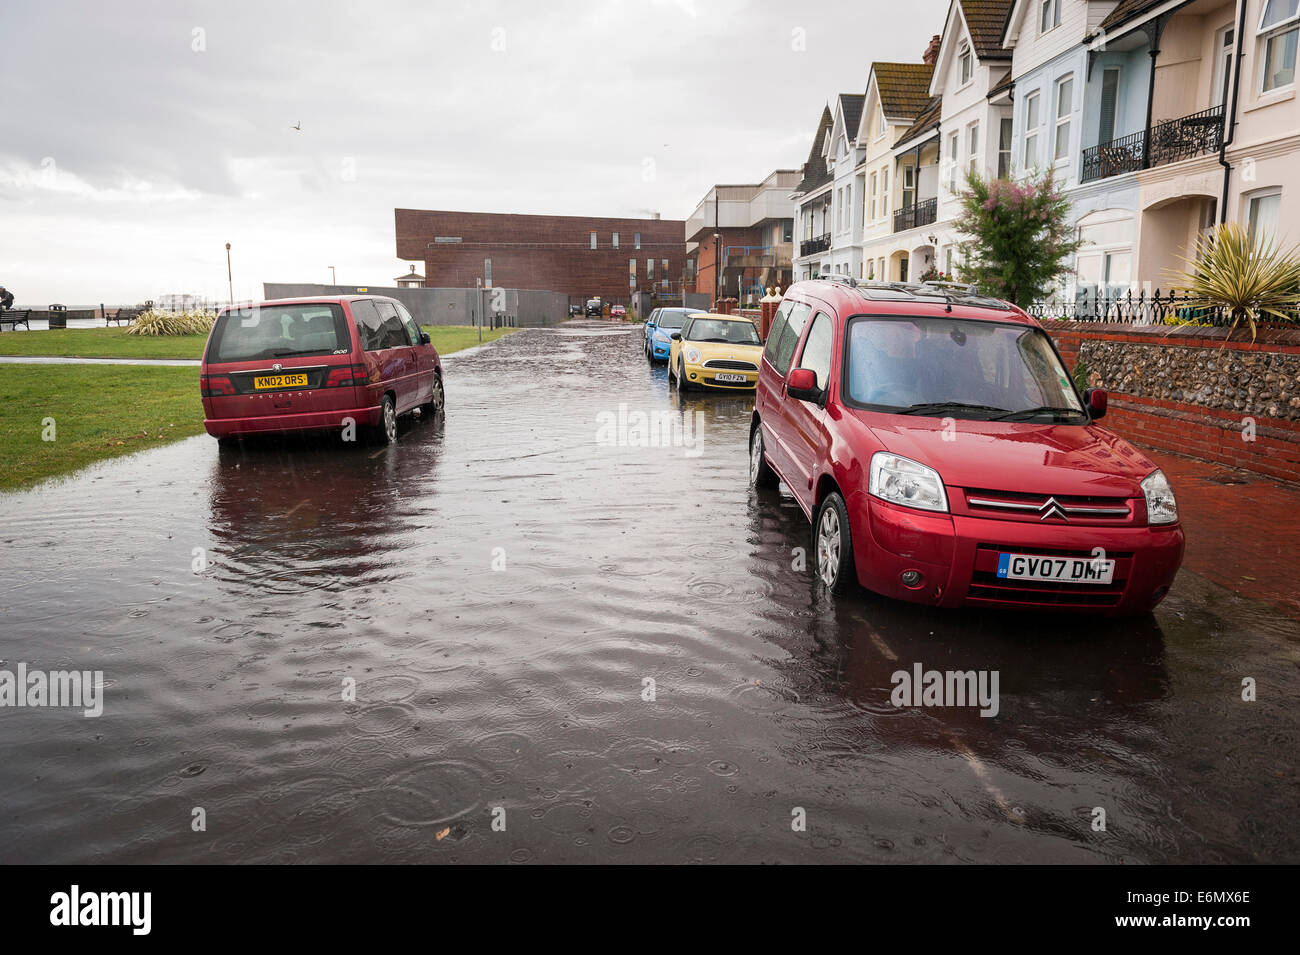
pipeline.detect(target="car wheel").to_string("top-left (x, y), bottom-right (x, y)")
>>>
top-left (421, 374), bottom-right (444, 415)
top-left (749, 427), bottom-right (778, 489)
top-left (814, 492), bottom-right (856, 595)
top-left (370, 394), bottom-right (398, 445)
top-left (677, 360), bottom-right (691, 391)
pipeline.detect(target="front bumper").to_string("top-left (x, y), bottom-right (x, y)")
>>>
top-left (845, 490), bottom-right (1185, 615)
top-left (681, 364), bottom-right (758, 390)
top-left (205, 404), bottom-right (382, 438)
top-left (649, 339), bottom-right (672, 360)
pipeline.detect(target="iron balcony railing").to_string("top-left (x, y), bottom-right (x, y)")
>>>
top-left (799, 233), bottom-right (831, 257)
top-left (1081, 105), bottom-right (1225, 184)
top-left (893, 197), bottom-right (938, 233)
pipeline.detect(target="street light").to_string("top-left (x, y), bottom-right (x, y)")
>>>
top-left (329, 266), bottom-right (336, 285)
top-left (225, 242), bottom-right (233, 305)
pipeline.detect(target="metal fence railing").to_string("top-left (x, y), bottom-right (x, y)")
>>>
top-left (1026, 287), bottom-right (1299, 328)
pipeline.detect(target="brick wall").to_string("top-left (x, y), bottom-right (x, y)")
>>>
top-left (693, 227), bottom-right (767, 296)
top-left (1044, 321), bottom-right (1300, 483)
top-left (394, 209), bottom-right (687, 302)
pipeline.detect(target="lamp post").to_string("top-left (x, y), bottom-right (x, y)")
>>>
top-left (329, 265), bottom-right (336, 285)
top-left (225, 242), bottom-right (233, 305)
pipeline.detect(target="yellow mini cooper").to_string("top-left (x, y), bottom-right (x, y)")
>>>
top-left (668, 313), bottom-right (765, 391)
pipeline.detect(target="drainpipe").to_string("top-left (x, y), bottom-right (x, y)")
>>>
top-left (1142, 43), bottom-right (1160, 169)
top-left (1218, 0), bottom-right (1249, 224)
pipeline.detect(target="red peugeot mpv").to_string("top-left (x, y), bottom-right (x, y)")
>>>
top-left (201, 296), bottom-right (443, 444)
top-left (750, 278), bottom-right (1184, 615)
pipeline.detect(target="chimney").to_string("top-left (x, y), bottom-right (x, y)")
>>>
top-left (923, 34), bottom-right (941, 66)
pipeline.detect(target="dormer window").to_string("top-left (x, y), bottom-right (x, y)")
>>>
top-left (959, 42), bottom-right (972, 85)
top-left (1040, 0), bottom-right (1062, 34)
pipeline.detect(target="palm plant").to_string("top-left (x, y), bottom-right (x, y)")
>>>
top-left (1167, 223), bottom-right (1300, 342)
top-left (125, 308), bottom-right (215, 336)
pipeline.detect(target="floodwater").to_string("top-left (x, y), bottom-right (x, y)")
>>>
top-left (1, 321), bottom-right (1297, 863)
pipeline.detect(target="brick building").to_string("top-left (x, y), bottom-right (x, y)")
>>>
top-left (394, 209), bottom-right (688, 303)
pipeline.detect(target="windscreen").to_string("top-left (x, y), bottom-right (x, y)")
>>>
top-left (687, 319), bottom-right (761, 345)
top-left (844, 316), bottom-right (1082, 419)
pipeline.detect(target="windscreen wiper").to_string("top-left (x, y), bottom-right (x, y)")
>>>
top-left (897, 401), bottom-right (1011, 416)
top-left (990, 405), bottom-right (1087, 421)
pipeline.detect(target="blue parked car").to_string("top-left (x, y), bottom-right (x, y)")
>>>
top-left (643, 307), bottom-right (700, 362)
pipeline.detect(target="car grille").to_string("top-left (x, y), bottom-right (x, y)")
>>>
top-left (960, 488), bottom-right (1133, 524)
top-left (702, 359), bottom-right (758, 371)
top-left (966, 543), bottom-right (1131, 608)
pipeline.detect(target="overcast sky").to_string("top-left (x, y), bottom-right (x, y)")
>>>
top-left (0, 0), bottom-right (946, 306)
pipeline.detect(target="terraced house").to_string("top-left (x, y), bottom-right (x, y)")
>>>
top-left (1000, 0), bottom-right (1299, 301)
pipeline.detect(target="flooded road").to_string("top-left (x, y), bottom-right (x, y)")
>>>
top-left (1, 320), bottom-right (1297, 863)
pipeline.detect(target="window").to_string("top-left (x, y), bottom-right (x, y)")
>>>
top-left (1214, 26), bottom-right (1236, 105)
top-left (1024, 91), bottom-right (1041, 167)
top-left (612, 232), bottom-right (620, 248)
top-left (1054, 75), bottom-right (1073, 162)
top-left (869, 172), bottom-right (878, 220)
top-left (783, 219), bottom-right (793, 242)
top-left (797, 313), bottom-right (834, 389)
top-left (634, 232), bottom-right (641, 249)
top-left (661, 258), bottom-right (668, 275)
top-left (997, 116), bottom-right (1012, 177)
top-left (881, 167), bottom-right (889, 215)
top-left (1103, 251), bottom-right (1132, 286)
top-left (395, 302), bottom-right (422, 345)
top-left (1040, 0), bottom-right (1061, 34)
top-left (629, 258), bottom-right (636, 278)
top-left (1260, 0), bottom-right (1298, 92)
top-left (1247, 190), bottom-right (1282, 244)
top-left (590, 232), bottom-right (597, 249)
top-left (903, 164), bottom-right (915, 208)
top-left (967, 122), bottom-right (979, 176)
top-left (764, 301), bottom-right (812, 376)
top-left (210, 303), bottom-right (347, 362)
top-left (369, 301), bottom-right (411, 351)
top-left (947, 132), bottom-right (960, 192)
top-left (959, 42), bottom-right (972, 86)
top-left (646, 258), bottom-right (654, 280)
top-left (484, 258), bottom-right (492, 287)
top-left (1098, 68), bottom-right (1120, 144)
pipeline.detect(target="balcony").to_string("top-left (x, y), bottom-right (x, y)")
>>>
top-left (1081, 105), bottom-right (1225, 184)
top-left (799, 233), bottom-right (830, 257)
top-left (893, 197), bottom-right (937, 233)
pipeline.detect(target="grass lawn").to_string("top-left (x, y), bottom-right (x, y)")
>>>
top-left (0, 365), bottom-right (205, 492)
top-left (0, 325), bottom-right (516, 360)
top-left (0, 326), bottom-right (519, 492)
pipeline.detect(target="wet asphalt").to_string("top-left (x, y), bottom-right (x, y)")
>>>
top-left (0, 320), bottom-right (1297, 863)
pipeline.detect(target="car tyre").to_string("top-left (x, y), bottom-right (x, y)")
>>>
top-left (749, 426), bottom-right (778, 490)
top-left (677, 359), bottom-right (691, 391)
top-left (370, 393), bottom-right (398, 445)
top-left (814, 491), bottom-right (856, 595)
top-left (420, 374), bottom-right (444, 416)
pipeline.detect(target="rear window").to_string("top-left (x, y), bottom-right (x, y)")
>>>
top-left (207, 303), bottom-right (349, 363)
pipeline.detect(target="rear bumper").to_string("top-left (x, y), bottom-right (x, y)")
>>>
top-left (205, 405), bottom-right (382, 437)
top-left (846, 490), bottom-right (1185, 616)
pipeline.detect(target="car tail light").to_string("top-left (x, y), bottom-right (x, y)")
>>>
top-left (326, 363), bottom-right (369, 388)
top-left (201, 374), bottom-right (235, 396)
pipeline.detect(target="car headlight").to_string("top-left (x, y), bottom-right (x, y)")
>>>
top-left (869, 452), bottom-right (949, 513)
top-left (685, 348), bottom-right (701, 364)
top-left (1141, 469), bottom-right (1178, 525)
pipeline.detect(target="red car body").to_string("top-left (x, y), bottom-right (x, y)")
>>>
top-left (200, 296), bottom-right (442, 441)
top-left (751, 279), bottom-right (1184, 615)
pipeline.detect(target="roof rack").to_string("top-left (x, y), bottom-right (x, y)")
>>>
top-left (821, 275), bottom-right (859, 288)
top-left (852, 280), bottom-right (1011, 311)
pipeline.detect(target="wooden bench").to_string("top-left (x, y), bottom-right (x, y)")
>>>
top-left (107, 307), bottom-right (143, 326)
top-left (0, 309), bottom-right (32, 331)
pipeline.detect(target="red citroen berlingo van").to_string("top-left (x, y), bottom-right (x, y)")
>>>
top-left (750, 278), bottom-right (1183, 615)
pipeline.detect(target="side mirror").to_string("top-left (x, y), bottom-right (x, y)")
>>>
top-left (1084, 387), bottom-right (1107, 419)
top-left (670, 331), bottom-right (681, 341)
top-left (419, 332), bottom-right (431, 345)
top-left (787, 367), bottom-right (823, 403)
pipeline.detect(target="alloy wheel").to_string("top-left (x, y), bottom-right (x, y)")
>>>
top-left (817, 506), bottom-right (841, 587)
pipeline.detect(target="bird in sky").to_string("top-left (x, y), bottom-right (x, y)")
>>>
top-left (291, 121), bottom-right (302, 131)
